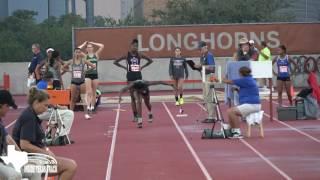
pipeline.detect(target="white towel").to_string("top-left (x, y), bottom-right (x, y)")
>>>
top-left (246, 111), bottom-right (264, 125)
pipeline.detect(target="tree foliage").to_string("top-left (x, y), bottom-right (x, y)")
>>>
top-left (152, 0), bottom-right (295, 25)
top-left (0, 1), bottom-right (296, 62)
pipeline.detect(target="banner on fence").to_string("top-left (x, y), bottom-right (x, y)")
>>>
top-left (74, 23), bottom-right (320, 59)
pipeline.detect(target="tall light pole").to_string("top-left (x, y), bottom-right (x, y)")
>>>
top-left (86, 0), bottom-right (94, 26)
top-left (305, 0), bottom-right (308, 21)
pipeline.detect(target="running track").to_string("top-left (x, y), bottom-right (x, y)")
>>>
top-left (3, 96), bottom-right (320, 180)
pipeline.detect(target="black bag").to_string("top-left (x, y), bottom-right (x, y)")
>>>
top-left (45, 135), bottom-right (68, 146)
top-left (297, 88), bottom-right (312, 98)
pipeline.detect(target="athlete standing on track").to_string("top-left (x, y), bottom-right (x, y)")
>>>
top-left (114, 39), bottom-right (153, 121)
top-left (169, 47), bottom-right (189, 106)
top-left (276, 45), bottom-right (293, 106)
top-left (118, 80), bottom-right (175, 128)
top-left (63, 48), bottom-right (96, 119)
top-left (78, 41), bottom-right (104, 113)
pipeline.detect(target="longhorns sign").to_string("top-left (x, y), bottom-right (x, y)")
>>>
top-left (74, 23), bottom-right (320, 59)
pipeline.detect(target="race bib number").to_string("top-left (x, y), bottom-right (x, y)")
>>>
top-left (73, 70), bottom-right (82, 78)
top-left (131, 64), bottom-right (140, 72)
top-left (279, 66), bottom-right (288, 73)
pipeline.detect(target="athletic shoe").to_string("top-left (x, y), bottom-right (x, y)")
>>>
top-left (85, 114), bottom-right (91, 120)
top-left (229, 132), bottom-right (243, 139)
top-left (137, 118), bottom-right (143, 128)
top-left (133, 116), bottom-right (138, 122)
top-left (148, 113), bottom-right (153, 123)
top-left (201, 118), bottom-right (216, 123)
top-left (175, 101), bottom-right (180, 106)
top-left (179, 97), bottom-right (184, 105)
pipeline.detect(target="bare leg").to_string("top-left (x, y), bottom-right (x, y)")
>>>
top-left (277, 80), bottom-right (284, 106)
top-left (177, 78), bottom-right (184, 96)
top-left (227, 107), bottom-right (242, 129)
top-left (143, 94), bottom-right (152, 112)
top-left (135, 92), bottom-right (143, 128)
top-left (174, 79), bottom-right (179, 97)
top-left (130, 89), bottom-right (138, 117)
top-left (91, 79), bottom-right (99, 109)
top-left (85, 78), bottom-right (93, 109)
top-left (80, 83), bottom-right (89, 115)
top-left (135, 92), bottom-right (142, 118)
top-left (70, 85), bottom-right (78, 111)
top-left (55, 156), bottom-right (77, 180)
top-left (284, 81), bottom-right (293, 106)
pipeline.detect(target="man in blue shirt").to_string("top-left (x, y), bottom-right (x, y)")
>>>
top-left (223, 67), bottom-right (261, 138)
top-left (28, 43), bottom-right (43, 84)
top-left (195, 41), bottom-right (217, 123)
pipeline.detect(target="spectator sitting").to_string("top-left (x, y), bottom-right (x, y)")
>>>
top-left (37, 71), bottom-right (75, 144)
top-left (12, 87), bottom-right (77, 179)
top-left (0, 90), bottom-right (41, 180)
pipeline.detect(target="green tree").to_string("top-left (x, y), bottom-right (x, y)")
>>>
top-left (152, 0), bottom-right (295, 25)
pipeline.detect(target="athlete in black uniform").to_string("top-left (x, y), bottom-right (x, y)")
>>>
top-left (114, 39), bottom-right (153, 121)
top-left (118, 80), bottom-right (175, 128)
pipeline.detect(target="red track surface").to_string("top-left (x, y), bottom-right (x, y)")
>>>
top-left (3, 96), bottom-right (320, 180)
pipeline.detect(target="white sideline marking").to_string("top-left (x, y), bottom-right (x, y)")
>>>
top-left (196, 103), bottom-right (292, 179)
top-left (105, 104), bottom-right (121, 180)
top-left (240, 139), bottom-right (292, 180)
top-left (162, 102), bottom-right (213, 180)
top-left (264, 113), bottom-right (320, 143)
top-left (5, 120), bottom-right (16, 129)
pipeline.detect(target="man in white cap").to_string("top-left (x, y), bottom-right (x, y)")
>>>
top-left (236, 38), bottom-right (256, 61)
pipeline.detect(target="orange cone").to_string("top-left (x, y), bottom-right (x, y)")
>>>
top-left (290, 85), bottom-right (295, 97)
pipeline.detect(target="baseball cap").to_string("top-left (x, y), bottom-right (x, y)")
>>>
top-left (0, 90), bottom-right (17, 109)
top-left (239, 38), bottom-right (249, 45)
top-left (249, 40), bottom-right (255, 45)
top-left (46, 48), bottom-right (54, 53)
top-left (198, 41), bottom-right (207, 49)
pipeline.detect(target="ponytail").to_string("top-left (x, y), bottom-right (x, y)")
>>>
top-left (28, 87), bottom-right (49, 105)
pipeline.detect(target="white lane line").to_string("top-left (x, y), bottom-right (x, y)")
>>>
top-left (196, 103), bottom-right (292, 179)
top-left (162, 102), bottom-right (213, 180)
top-left (264, 113), bottom-right (320, 143)
top-left (5, 120), bottom-right (16, 129)
top-left (240, 139), bottom-right (292, 180)
top-left (266, 100), bottom-right (320, 143)
top-left (105, 103), bottom-right (121, 180)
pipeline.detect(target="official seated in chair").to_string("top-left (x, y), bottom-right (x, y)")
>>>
top-left (37, 71), bottom-right (74, 144)
top-left (12, 87), bottom-right (77, 180)
top-left (0, 90), bottom-right (41, 180)
top-left (222, 67), bottom-right (261, 138)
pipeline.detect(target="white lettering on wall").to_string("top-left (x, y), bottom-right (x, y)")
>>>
top-left (149, 34), bottom-right (165, 51)
top-left (137, 34), bottom-right (149, 52)
top-left (200, 33), bottom-right (215, 49)
top-left (167, 33), bottom-right (182, 51)
top-left (267, 31), bottom-right (280, 48)
top-left (217, 32), bottom-right (232, 49)
top-left (184, 33), bottom-right (198, 50)
top-left (137, 31), bottom-right (280, 54)
top-left (250, 32), bottom-right (264, 46)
